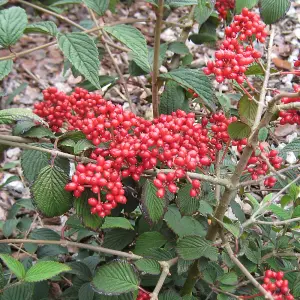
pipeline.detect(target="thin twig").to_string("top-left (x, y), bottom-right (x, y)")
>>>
top-left (255, 216), bottom-right (300, 225)
top-left (152, 0), bottom-right (164, 118)
top-left (0, 239), bottom-right (142, 260)
top-left (215, 151), bottom-right (221, 201)
top-left (261, 252), bottom-right (300, 261)
top-left (150, 257), bottom-right (178, 300)
top-left (211, 287), bottom-right (240, 299)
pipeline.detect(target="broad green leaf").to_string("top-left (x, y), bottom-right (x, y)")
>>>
top-left (25, 261), bottom-right (71, 282)
top-left (79, 282), bottom-right (95, 300)
top-left (219, 272), bottom-right (238, 285)
top-left (0, 7), bottom-right (27, 47)
top-left (68, 261), bottom-right (93, 281)
top-left (160, 68), bottom-right (213, 104)
top-left (168, 42), bottom-right (189, 55)
top-left (260, 0), bottom-right (291, 24)
top-left (78, 75), bottom-right (118, 91)
top-left (134, 259), bottom-right (161, 275)
top-left (103, 229), bottom-right (136, 251)
top-left (74, 192), bottom-right (103, 230)
top-left (258, 127), bottom-right (268, 141)
top-left (269, 204), bottom-right (292, 220)
top-left (0, 265), bottom-right (4, 289)
top-left (198, 200), bottom-right (213, 216)
top-left (74, 139), bottom-right (96, 154)
top-left (279, 138), bottom-right (300, 159)
top-left (166, 0), bottom-right (198, 7)
top-left (22, 126), bottom-right (55, 139)
top-left (31, 165), bottom-right (72, 217)
top-left (159, 289), bottom-right (181, 300)
top-left (134, 232), bottom-right (167, 255)
top-left (238, 95), bottom-right (258, 126)
top-left (13, 121), bottom-right (37, 137)
top-left (58, 33), bottom-right (101, 89)
top-left (1, 283), bottom-right (33, 300)
top-left (227, 121), bottom-right (251, 139)
top-left (0, 254), bottom-right (26, 280)
top-left (25, 21), bottom-right (58, 36)
top-left (0, 59), bottom-right (13, 80)
top-left (51, 0), bottom-right (82, 5)
top-left (0, 108), bottom-right (47, 126)
top-left (245, 193), bottom-right (260, 211)
top-left (159, 81), bottom-right (189, 115)
top-left (29, 228), bottom-right (61, 241)
top-left (164, 205), bottom-right (205, 237)
top-left (235, 0), bottom-right (258, 13)
top-left (83, 0), bottom-right (109, 15)
top-left (92, 260), bottom-right (139, 294)
top-left (176, 235), bottom-right (218, 260)
top-left (141, 180), bottom-right (168, 224)
top-left (37, 245), bottom-right (68, 258)
top-left (104, 25), bottom-right (150, 72)
top-left (101, 217), bottom-right (134, 230)
top-left (176, 183), bottom-right (199, 215)
top-left (3, 219), bottom-right (19, 237)
top-left (194, 0), bottom-right (215, 25)
top-left (230, 200), bottom-right (246, 222)
top-left (177, 259), bottom-right (193, 275)
top-left (243, 241), bottom-right (261, 264)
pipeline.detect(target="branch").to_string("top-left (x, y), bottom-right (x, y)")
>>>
top-left (255, 216), bottom-right (300, 225)
top-left (0, 19), bottom-right (148, 61)
top-left (252, 26), bottom-right (275, 129)
top-left (152, 0), bottom-right (164, 118)
top-left (150, 257), bottom-right (178, 300)
top-left (261, 251), bottom-right (300, 261)
top-left (0, 239), bottom-right (142, 260)
top-left (220, 232), bottom-right (274, 300)
top-left (210, 287), bottom-right (240, 299)
top-left (215, 151), bottom-right (221, 201)
top-left (276, 102), bottom-right (300, 111)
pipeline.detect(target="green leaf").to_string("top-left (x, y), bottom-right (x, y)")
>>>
top-left (24, 21), bottom-right (58, 36)
top-left (74, 192), bottom-right (103, 230)
top-left (238, 95), bottom-right (258, 126)
top-left (164, 205), bottom-right (205, 237)
top-left (92, 260), bottom-right (139, 294)
top-left (51, 0), bottom-right (82, 5)
top-left (219, 272), bottom-right (238, 285)
top-left (31, 165), bottom-right (72, 217)
top-left (103, 229), bottom-right (136, 251)
top-left (159, 81), bottom-right (189, 115)
top-left (104, 25), bottom-right (150, 72)
top-left (160, 68), bottom-right (213, 104)
top-left (78, 75), bottom-right (118, 91)
top-left (37, 245), bottom-right (68, 258)
top-left (3, 219), bottom-right (19, 237)
top-left (159, 289), bottom-right (181, 300)
top-left (176, 235), bottom-right (218, 260)
top-left (134, 259), bottom-right (161, 275)
top-left (101, 217), bottom-right (134, 230)
top-left (58, 32), bottom-right (101, 89)
top-left (29, 228), bottom-right (61, 241)
top-left (235, 0), bottom-right (258, 13)
top-left (166, 0), bottom-right (198, 7)
top-left (243, 242), bottom-right (261, 264)
top-left (0, 59), bottom-right (13, 80)
top-left (258, 127), bottom-right (268, 141)
top-left (0, 7), bottom-right (27, 47)
top-left (176, 183), bottom-right (199, 215)
top-left (83, 0), bottom-right (109, 15)
top-left (227, 121), bottom-right (251, 139)
top-left (141, 179), bottom-right (168, 224)
top-left (194, 0), bottom-right (214, 25)
top-left (134, 232), bottom-right (167, 255)
top-left (74, 139), bottom-right (96, 154)
top-left (0, 108), bottom-right (47, 126)
top-left (1, 283), bottom-right (33, 300)
top-left (260, 0), bottom-right (291, 24)
top-left (79, 282), bottom-right (95, 300)
top-left (269, 204), bottom-right (292, 220)
top-left (279, 138), bottom-right (300, 159)
top-left (25, 261), bottom-right (71, 282)
top-left (230, 200), bottom-right (246, 222)
top-left (245, 63), bottom-right (266, 76)
top-left (168, 42), bottom-right (189, 55)
top-left (0, 254), bottom-right (26, 280)
top-left (0, 265), bottom-right (5, 289)
top-left (198, 200), bottom-right (213, 216)
top-left (23, 126), bottom-right (55, 139)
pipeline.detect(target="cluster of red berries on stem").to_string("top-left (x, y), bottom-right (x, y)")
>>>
top-left (35, 87), bottom-right (284, 216)
top-left (262, 270), bottom-right (294, 300)
top-left (204, 8), bottom-right (267, 84)
top-left (137, 290), bottom-right (150, 300)
top-left (215, 0), bottom-right (235, 20)
top-left (279, 85), bottom-right (300, 125)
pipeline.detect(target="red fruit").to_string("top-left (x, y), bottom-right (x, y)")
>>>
top-left (168, 183), bottom-right (177, 193)
top-left (88, 198), bottom-right (98, 207)
top-left (156, 188), bottom-right (165, 198)
top-left (200, 156), bottom-right (211, 166)
top-left (153, 178), bottom-right (163, 188)
top-left (192, 179), bottom-right (201, 189)
top-left (276, 271), bottom-right (284, 280)
top-left (265, 270), bottom-right (273, 278)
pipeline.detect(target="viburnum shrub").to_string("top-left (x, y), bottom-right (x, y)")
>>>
top-left (0, 1), bottom-right (299, 300)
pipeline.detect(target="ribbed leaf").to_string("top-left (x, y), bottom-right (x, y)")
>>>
top-left (176, 235), bottom-right (218, 260)
top-left (1, 283), bottom-right (33, 300)
top-left (141, 180), bottom-right (168, 224)
top-left (74, 139), bottom-right (96, 154)
top-left (279, 138), bottom-right (300, 159)
top-left (159, 289), bottom-right (181, 300)
top-left (194, 0), bottom-right (215, 25)
top-left (0, 254), bottom-right (26, 280)
top-left (92, 260), bottom-right (139, 294)
top-left (176, 183), bottom-right (199, 215)
top-left (103, 229), bottom-right (135, 251)
top-left (219, 272), bottom-right (238, 285)
top-left (269, 204), bottom-right (292, 220)
top-left (104, 25), bottom-right (150, 72)
top-left (83, 0), bottom-right (109, 15)
top-left (79, 282), bottom-right (94, 300)
top-left (0, 7), bottom-right (27, 47)
top-left (58, 33), bottom-right (101, 89)
top-left (24, 261), bottom-right (71, 282)
top-left (260, 0), bottom-right (291, 24)
top-left (31, 165), bottom-right (72, 217)
top-left (23, 126), bottom-right (55, 138)
top-left (235, 0), bottom-right (258, 13)
top-left (134, 232), bottom-right (167, 255)
top-left (101, 217), bottom-right (134, 230)
top-left (29, 228), bottom-right (60, 241)
top-left (25, 21), bottom-right (58, 36)
top-left (227, 121), bottom-right (251, 139)
top-left (160, 68), bottom-right (213, 104)
top-left (134, 259), bottom-right (161, 275)
top-left (238, 95), bottom-right (258, 126)
top-left (0, 59), bottom-right (13, 80)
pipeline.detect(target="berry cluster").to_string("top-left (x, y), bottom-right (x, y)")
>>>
top-left (137, 290), bottom-right (150, 300)
top-left (34, 87), bottom-right (284, 216)
top-left (279, 85), bottom-right (300, 125)
top-left (262, 270), bottom-right (294, 300)
top-left (204, 8), bottom-right (267, 84)
top-left (215, 0), bottom-right (235, 20)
